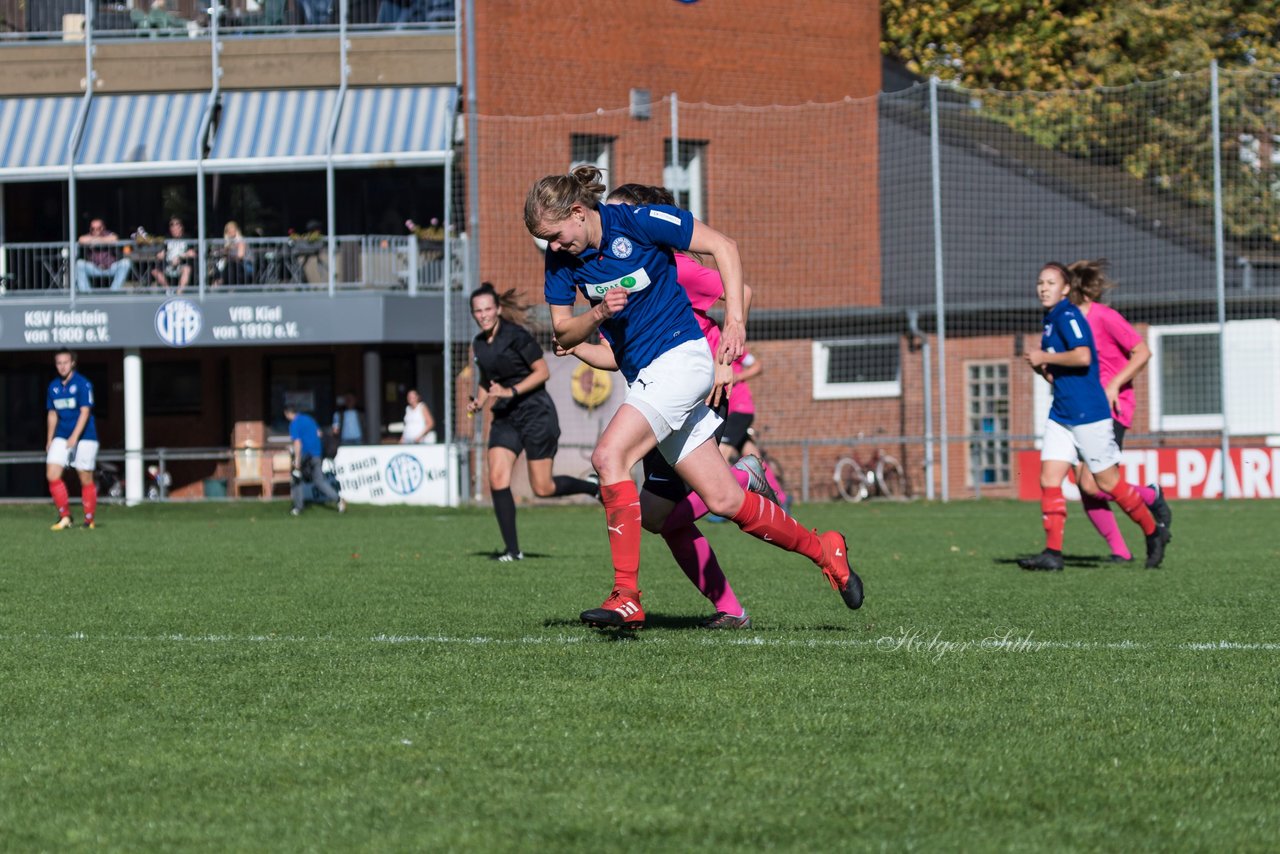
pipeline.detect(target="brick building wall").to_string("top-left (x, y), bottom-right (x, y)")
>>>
top-left (470, 0), bottom-right (882, 314)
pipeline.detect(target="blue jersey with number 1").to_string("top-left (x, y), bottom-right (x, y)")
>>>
top-left (1042, 300), bottom-right (1110, 426)
top-left (544, 203), bottom-right (703, 383)
top-left (46, 371), bottom-right (97, 441)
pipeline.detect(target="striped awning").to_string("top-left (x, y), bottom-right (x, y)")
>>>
top-left (0, 96), bottom-right (83, 181)
top-left (332, 86), bottom-right (456, 166)
top-left (76, 93), bottom-right (208, 177)
top-left (204, 89), bottom-right (340, 173)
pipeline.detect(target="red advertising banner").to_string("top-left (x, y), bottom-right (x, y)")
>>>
top-left (1017, 447), bottom-right (1280, 501)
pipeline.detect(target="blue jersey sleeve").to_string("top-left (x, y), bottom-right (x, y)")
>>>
top-left (625, 204), bottom-right (694, 251)
top-left (544, 253), bottom-right (580, 306)
top-left (75, 377), bottom-right (94, 410)
top-left (46, 382), bottom-right (55, 412)
top-left (1054, 310), bottom-right (1090, 351)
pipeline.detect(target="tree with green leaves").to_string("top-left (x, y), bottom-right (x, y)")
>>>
top-left (881, 1), bottom-right (1280, 244)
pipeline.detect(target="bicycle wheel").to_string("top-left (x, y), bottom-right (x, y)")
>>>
top-left (876, 455), bottom-right (907, 499)
top-left (833, 457), bottom-right (868, 503)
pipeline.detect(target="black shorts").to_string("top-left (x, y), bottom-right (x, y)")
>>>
top-left (641, 399), bottom-right (729, 503)
top-left (488, 406), bottom-right (560, 461)
top-left (720, 411), bottom-right (754, 453)
top-left (1113, 420), bottom-right (1126, 450)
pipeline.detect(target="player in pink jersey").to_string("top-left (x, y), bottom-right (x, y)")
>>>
top-left (1067, 259), bottom-right (1172, 562)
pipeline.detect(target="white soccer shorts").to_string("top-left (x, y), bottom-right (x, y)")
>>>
top-left (624, 338), bottom-right (724, 465)
top-left (47, 437), bottom-right (99, 471)
top-left (1040, 418), bottom-right (1121, 473)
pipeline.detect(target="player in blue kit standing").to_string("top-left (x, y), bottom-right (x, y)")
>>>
top-left (284, 403), bottom-right (345, 516)
top-left (1020, 262), bottom-right (1171, 570)
top-left (525, 165), bottom-right (861, 628)
top-left (46, 349), bottom-right (100, 530)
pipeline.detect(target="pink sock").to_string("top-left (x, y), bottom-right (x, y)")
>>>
top-left (1081, 492), bottom-right (1130, 560)
top-left (664, 468), bottom-right (752, 530)
top-left (662, 523), bottom-right (743, 615)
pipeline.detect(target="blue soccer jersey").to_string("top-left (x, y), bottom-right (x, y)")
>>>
top-left (46, 371), bottom-right (97, 441)
top-left (1042, 300), bottom-right (1111, 426)
top-left (544, 203), bottom-right (703, 383)
top-left (289, 412), bottom-right (324, 458)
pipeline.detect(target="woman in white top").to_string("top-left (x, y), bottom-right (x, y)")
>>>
top-left (401, 389), bottom-right (436, 444)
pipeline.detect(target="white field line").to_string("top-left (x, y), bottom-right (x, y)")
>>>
top-left (0, 632), bottom-right (1277, 652)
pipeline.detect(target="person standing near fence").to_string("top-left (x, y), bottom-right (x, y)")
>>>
top-left (527, 165), bottom-right (862, 628)
top-left (285, 403), bottom-right (345, 516)
top-left (467, 282), bottom-right (600, 562)
top-left (1067, 259), bottom-right (1172, 563)
top-left (1019, 262), bottom-right (1170, 571)
top-left (46, 349), bottom-right (99, 530)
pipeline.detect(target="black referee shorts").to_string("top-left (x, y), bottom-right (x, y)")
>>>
top-left (488, 408), bottom-right (560, 461)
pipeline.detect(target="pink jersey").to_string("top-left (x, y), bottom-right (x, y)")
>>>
top-left (675, 252), bottom-right (723, 356)
top-left (1085, 301), bottom-right (1143, 428)
top-left (728, 352), bottom-right (756, 414)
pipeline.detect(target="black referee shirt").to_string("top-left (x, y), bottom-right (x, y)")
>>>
top-left (473, 320), bottom-right (551, 417)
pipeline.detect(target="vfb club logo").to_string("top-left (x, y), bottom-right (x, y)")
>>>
top-left (384, 453), bottom-right (425, 496)
top-left (155, 299), bottom-right (203, 347)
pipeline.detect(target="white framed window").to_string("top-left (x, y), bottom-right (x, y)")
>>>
top-left (663, 139), bottom-right (706, 220)
top-left (1148, 320), bottom-right (1280, 435)
top-left (570, 134), bottom-right (614, 192)
top-left (811, 337), bottom-right (901, 400)
top-left (966, 361), bottom-right (1010, 485)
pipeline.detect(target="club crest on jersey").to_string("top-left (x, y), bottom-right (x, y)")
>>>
top-left (610, 236), bottom-right (633, 259)
top-left (587, 267), bottom-right (652, 298)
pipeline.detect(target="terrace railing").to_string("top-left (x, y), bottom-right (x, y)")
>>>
top-left (0, 234), bottom-right (459, 298)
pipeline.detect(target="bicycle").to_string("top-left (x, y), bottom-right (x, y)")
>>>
top-left (833, 446), bottom-right (907, 503)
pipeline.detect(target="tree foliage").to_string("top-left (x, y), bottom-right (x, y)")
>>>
top-left (881, 1), bottom-right (1280, 244)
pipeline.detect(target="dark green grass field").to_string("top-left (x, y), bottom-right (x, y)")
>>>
top-left (2, 497), bottom-right (1278, 852)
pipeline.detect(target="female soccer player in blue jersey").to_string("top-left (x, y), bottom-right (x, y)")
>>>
top-left (1020, 262), bottom-right (1171, 570)
top-left (525, 166), bottom-right (862, 628)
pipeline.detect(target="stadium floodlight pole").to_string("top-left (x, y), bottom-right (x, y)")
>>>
top-left (929, 76), bottom-right (950, 502)
top-left (463, 0), bottom-right (480, 294)
top-left (67, 0), bottom-right (96, 308)
top-left (325, 0), bottom-right (350, 298)
top-left (195, 3), bottom-right (223, 301)
top-left (1210, 60), bottom-right (1231, 500)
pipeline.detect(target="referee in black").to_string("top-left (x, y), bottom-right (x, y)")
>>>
top-left (468, 282), bottom-right (599, 561)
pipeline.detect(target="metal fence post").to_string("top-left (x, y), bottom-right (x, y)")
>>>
top-left (1210, 60), bottom-right (1232, 499)
top-left (930, 76), bottom-right (950, 502)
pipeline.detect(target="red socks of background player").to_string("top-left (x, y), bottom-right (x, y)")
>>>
top-left (1041, 485), bottom-right (1066, 551)
top-left (49, 479), bottom-right (71, 519)
top-left (81, 481), bottom-right (97, 523)
top-left (601, 480), bottom-right (643, 592)
top-left (1109, 480), bottom-right (1157, 535)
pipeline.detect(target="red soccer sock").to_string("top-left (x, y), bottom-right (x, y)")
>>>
top-left (49, 479), bottom-right (71, 518)
top-left (600, 480), bottom-right (643, 592)
top-left (730, 490), bottom-right (823, 564)
top-left (1041, 486), bottom-right (1066, 552)
top-left (81, 481), bottom-right (97, 522)
top-left (1110, 480), bottom-right (1156, 536)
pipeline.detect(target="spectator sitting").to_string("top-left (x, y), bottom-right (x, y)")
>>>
top-left (152, 217), bottom-right (196, 293)
top-left (213, 220), bottom-right (252, 286)
top-left (75, 218), bottom-right (131, 292)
